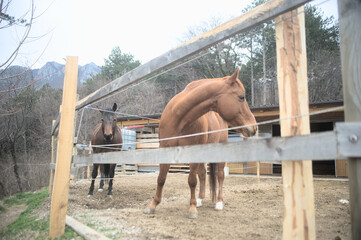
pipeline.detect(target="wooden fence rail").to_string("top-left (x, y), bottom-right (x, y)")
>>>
top-left (73, 123), bottom-right (361, 166)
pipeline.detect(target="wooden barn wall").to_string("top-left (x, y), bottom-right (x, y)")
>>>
top-left (117, 104), bottom-right (346, 177)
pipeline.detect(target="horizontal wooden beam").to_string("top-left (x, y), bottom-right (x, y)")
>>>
top-left (75, 0), bottom-right (311, 111)
top-left (65, 216), bottom-right (110, 240)
top-left (73, 123), bottom-right (361, 167)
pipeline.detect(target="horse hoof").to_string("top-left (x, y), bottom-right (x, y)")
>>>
top-left (215, 201), bottom-right (224, 210)
top-left (188, 212), bottom-right (198, 219)
top-left (196, 198), bottom-right (203, 207)
top-left (108, 195), bottom-right (113, 199)
top-left (98, 188), bottom-right (103, 192)
top-left (144, 208), bottom-right (155, 214)
top-left (87, 194), bottom-right (92, 198)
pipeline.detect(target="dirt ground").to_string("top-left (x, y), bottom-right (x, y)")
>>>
top-left (0, 205), bottom-right (27, 232)
top-left (56, 173), bottom-right (350, 240)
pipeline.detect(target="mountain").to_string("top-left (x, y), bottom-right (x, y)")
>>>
top-left (78, 62), bottom-right (100, 84)
top-left (33, 62), bottom-right (101, 89)
top-left (0, 62), bottom-right (101, 90)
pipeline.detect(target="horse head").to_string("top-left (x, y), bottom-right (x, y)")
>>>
top-left (100, 103), bottom-right (118, 142)
top-left (216, 69), bottom-right (257, 137)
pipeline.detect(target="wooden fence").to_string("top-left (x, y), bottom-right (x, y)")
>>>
top-left (49, 0), bottom-right (361, 239)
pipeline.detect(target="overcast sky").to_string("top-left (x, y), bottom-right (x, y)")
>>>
top-left (1, 0), bottom-right (339, 68)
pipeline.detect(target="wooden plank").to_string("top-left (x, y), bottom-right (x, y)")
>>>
top-left (136, 142), bottom-right (160, 149)
top-left (73, 130), bottom-right (343, 166)
top-left (137, 134), bottom-right (159, 138)
top-left (137, 164), bottom-right (160, 172)
top-left (74, 0), bottom-right (312, 111)
top-left (136, 139), bottom-right (159, 143)
top-left (336, 160), bottom-right (348, 177)
top-left (228, 163), bottom-right (245, 174)
top-left (49, 120), bottom-right (56, 196)
top-left (65, 215), bottom-right (110, 240)
top-left (247, 162), bottom-right (272, 175)
top-left (169, 164), bottom-right (190, 173)
top-left (49, 57), bottom-right (78, 238)
top-left (338, 0), bottom-right (361, 238)
top-left (275, 7), bottom-right (315, 239)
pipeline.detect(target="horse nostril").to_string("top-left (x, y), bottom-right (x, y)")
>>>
top-left (104, 134), bottom-right (113, 141)
top-left (245, 128), bottom-right (251, 137)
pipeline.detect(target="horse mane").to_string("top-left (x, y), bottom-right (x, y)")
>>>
top-left (182, 78), bottom-right (220, 92)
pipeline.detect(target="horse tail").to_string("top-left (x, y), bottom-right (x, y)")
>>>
top-left (209, 163), bottom-right (217, 202)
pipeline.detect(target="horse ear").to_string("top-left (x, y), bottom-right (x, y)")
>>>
top-left (112, 103), bottom-right (117, 112)
top-left (227, 68), bottom-right (239, 85)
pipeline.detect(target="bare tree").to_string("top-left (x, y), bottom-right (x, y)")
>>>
top-left (0, 0), bottom-right (59, 197)
top-left (0, 0), bottom-right (34, 72)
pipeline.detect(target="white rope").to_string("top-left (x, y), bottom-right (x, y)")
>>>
top-left (85, 51), bottom-right (212, 108)
top-left (76, 107), bottom-right (86, 140)
top-left (85, 106), bottom-right (161, 122)
top-left (85, 106), bottom-right (344, 149)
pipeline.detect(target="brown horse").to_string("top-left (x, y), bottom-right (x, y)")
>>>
top-left (145, 69), bottom-right (257, 218)
top-left (88, 103), bottom-right (122, 196)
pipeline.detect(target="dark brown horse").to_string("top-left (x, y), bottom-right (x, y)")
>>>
top-left (88, 103), bottom-right (122, 196)
top-left (145, 69), bottom-right (257, 218)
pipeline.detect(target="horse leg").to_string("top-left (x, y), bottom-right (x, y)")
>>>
top-left (145, 164), bottom-right (170, 214)
top-left (98, 165), bottom-right (104, 192)
top-left (188, 163), bottom-right (200, 219)
top-left (197, 163), bottom-right (206, 207)
top-left (107, 164), bottom-right (116, 196)
top-left (215, 163), bottom-right (226, 210)
top-left (88, 164), bottom-right (99, 196)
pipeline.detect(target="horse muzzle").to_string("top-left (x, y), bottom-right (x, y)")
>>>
top-left (104, 133), bottom-right (113, 141)
top-left (242, 126), bottom-right (258, 138)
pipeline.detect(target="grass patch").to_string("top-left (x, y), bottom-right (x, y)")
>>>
top-left (100, 227), bottom-right (117, 232)
top-left (86, 222), bottom-right (97, 229)
top-left (0, 189), bottom-right (82, 239)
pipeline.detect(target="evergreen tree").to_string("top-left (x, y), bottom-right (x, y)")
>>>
top-left (101, 47), bottom-right (141, 80)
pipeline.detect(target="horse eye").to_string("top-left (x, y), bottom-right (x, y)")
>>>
top-left (238, 95), bottom-right (245, 101)
top-left (101, 119), bottom-right (104, 122)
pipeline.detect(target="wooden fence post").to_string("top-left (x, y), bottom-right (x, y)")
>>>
top-left (337, 0), bottom-right (361, 238)
top-left (49, 56), bottom-right (78, 238)
top-left (49, 120), bottom-right (56, 196)
top-left (275, 7), bottom-right (316, 239)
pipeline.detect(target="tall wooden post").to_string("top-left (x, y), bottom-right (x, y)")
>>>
top-left (49, 56), bottom-right (78, 238)
top-left (275, 7), bottom-right (316, 239)
top-left (49, 120), bottom-right (56, 196)
top-left (338, 0), bottom-right (361, 238)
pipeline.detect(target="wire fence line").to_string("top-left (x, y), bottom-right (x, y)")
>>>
top-left (71, 165), bottom-right (267, 181)
top-left (71, 1), bottom-right (321, 110)
top-left (78, 106), bottom-right (344, 150)
top-left (81, 51), bottom-right (212, 110)
top-left (75, 0), bottom-right (332, 109)
top-left (85, 106), bottom-right (161, 121)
